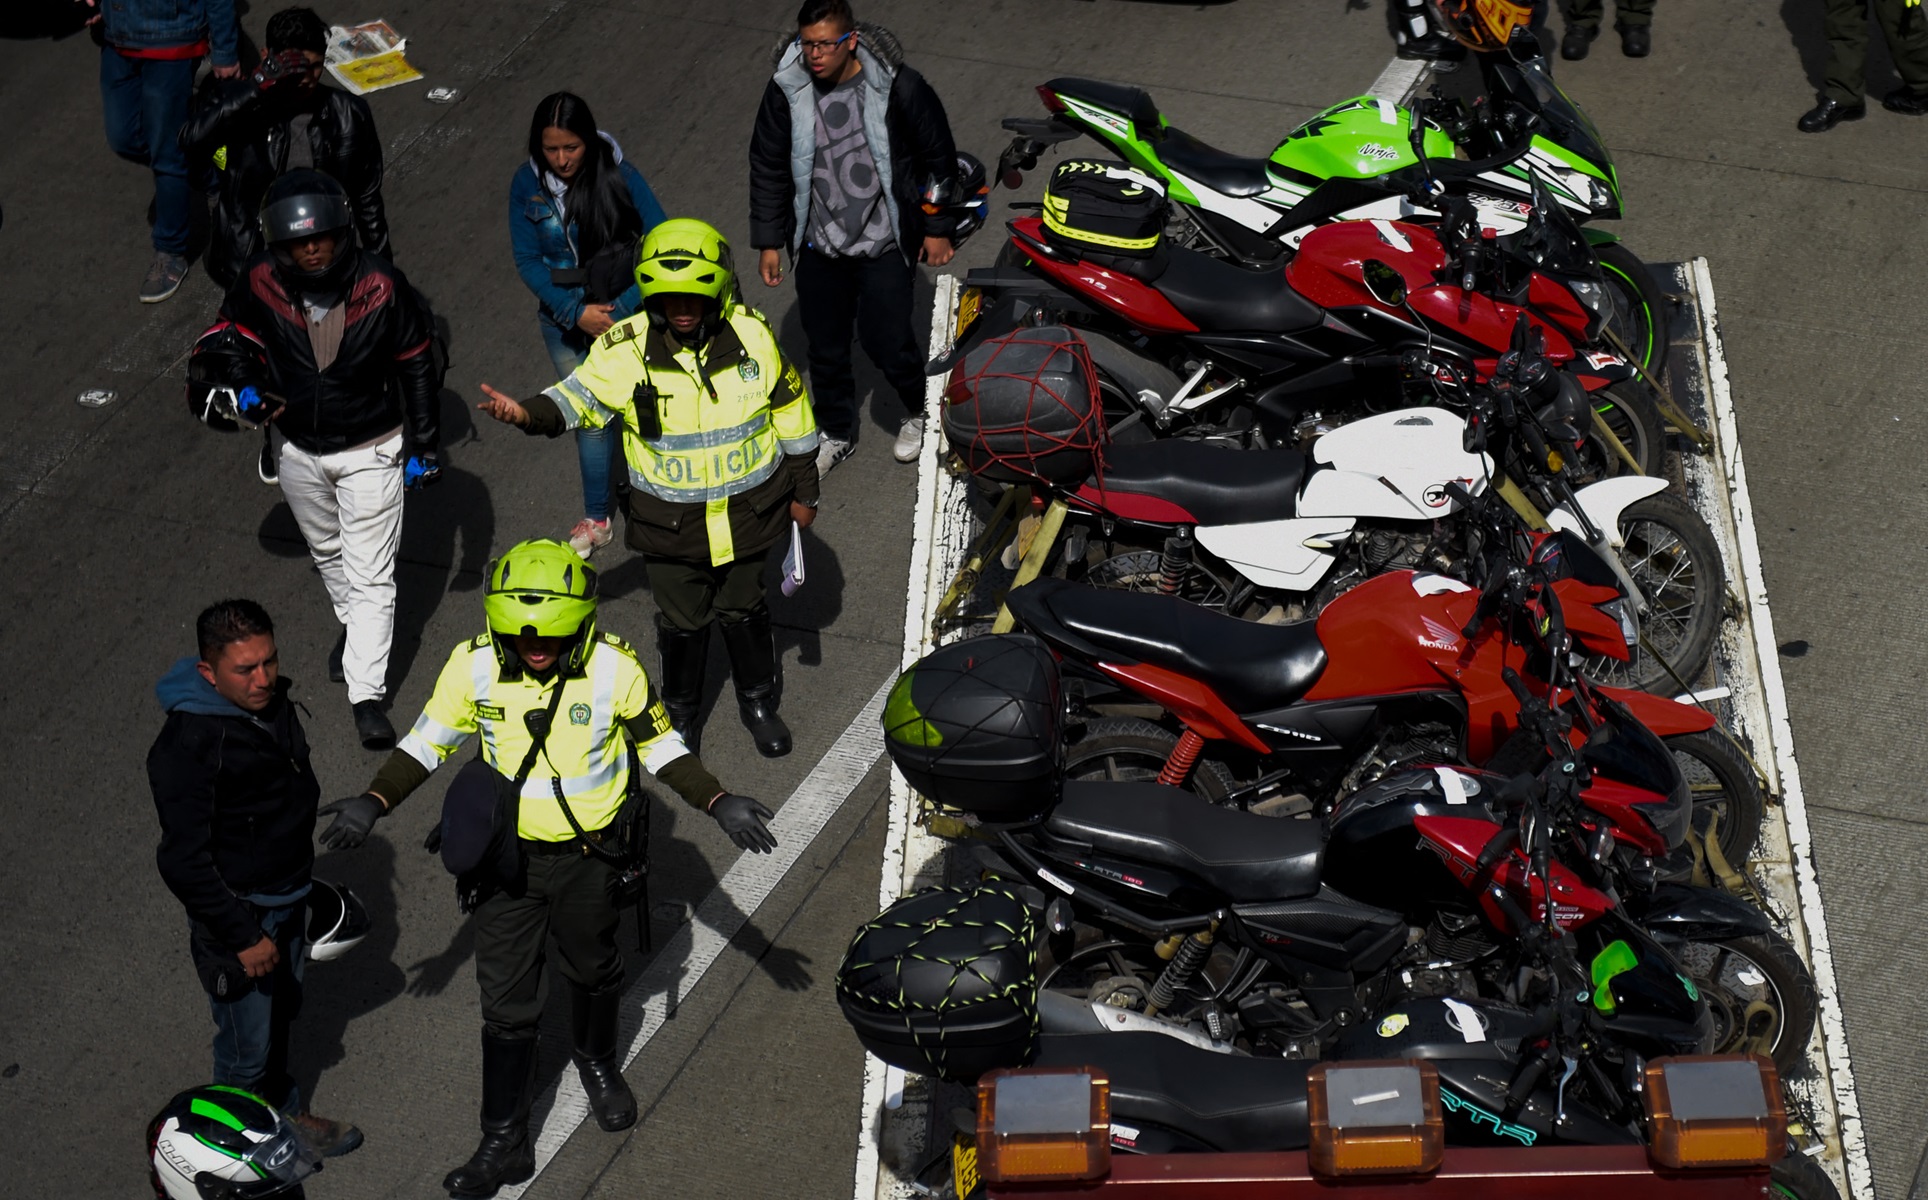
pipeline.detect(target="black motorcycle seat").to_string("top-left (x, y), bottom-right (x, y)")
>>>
top-left (1012, 579), bottom-right (1328, 713)
top-left (1087, 441), bottom-right (1304, 525)
top-left (1034, 1033), bottom-right (1311, 1152)
top-left (1154, 247), bottom-right (1325, 334)
top-left (1047, 781), bottom-right (1325, 902)
top-left (1158, 127), bottom-right (1276, 198)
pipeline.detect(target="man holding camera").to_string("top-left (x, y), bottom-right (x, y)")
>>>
top-left (317, 538), bottom-right (778, 1199)
top-left (181, 5), bottom-right (392, 290)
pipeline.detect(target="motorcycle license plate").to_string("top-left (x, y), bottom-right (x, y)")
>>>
top-left (954, 287), bottom-right (983, 342)
top-left (952, 1136), bottom-right (982, 1199)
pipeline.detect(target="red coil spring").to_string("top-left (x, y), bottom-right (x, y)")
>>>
top-left (1157, 729), bottom-right (1206, 788)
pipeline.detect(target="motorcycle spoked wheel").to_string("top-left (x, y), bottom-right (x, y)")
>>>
top-left (1594, 242), bottom-right (1671, 378)
top-left (1665, 728), bottom-right (1767, 868)
top-left (1665, 928), bottom-right (1818, 1074)
top-left (1064, 716), bottom-right (1236, 802)
top-left (1581, 492), bottom-right (1726, 694)
top-left (1566, 383), bottom-right (1669, 480)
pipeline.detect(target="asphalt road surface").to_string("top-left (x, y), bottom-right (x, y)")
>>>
top-left (1, 2), bottom-right (1922, 1197)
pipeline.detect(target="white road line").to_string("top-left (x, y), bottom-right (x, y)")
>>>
top-left (1687, 259), bottom-right (1871, 1200)
top-left (501, 672), bottom-right (894, 1199)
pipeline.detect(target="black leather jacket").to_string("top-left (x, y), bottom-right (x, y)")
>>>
top-left (181, 79), bottom-right (390, 290)
top-left (217, 249), bottom-right (440, 455)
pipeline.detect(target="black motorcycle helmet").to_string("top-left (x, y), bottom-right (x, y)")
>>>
top-left (259, 168), bottom-right (357, 293)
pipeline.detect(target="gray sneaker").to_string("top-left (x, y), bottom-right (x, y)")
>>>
top-left (140, 252), bottom-right (190, 304)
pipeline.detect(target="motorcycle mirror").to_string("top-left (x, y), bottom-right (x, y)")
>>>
top-left (1361, 259), bottom-right (1407, 307)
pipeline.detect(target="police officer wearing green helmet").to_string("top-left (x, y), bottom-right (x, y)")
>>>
top-left (315, 537), bottom-right (776, 1198)
top-left (479, 217), bottom-right (821, 761)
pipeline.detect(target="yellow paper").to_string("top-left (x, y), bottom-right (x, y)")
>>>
top-left (327, 50), bottom-right (422, 94)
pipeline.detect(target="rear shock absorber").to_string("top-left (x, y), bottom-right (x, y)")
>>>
top-left (1145, 925), bottom-right (1215, 1017)
top-left (1157, 528), bottom-right (1195, 596)
top-left (1157, 729), bottom-right (1206, 788)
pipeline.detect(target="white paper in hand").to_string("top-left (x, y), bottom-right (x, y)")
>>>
top-left (780, 522), bottom-right (806, 597)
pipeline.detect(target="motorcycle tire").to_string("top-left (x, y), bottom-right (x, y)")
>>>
top-left (1066, 716), bottom-right (1236, 803)
top-left (1770, 1154), bottom-right (1843, 1200)
top-left (1666, 928), bottom-right (1818, 1074)
top-left (1576, 383), bottom-right (1669, 480)
top-left (1665, 728), bottom-right (1767, 869)
top-left (1595, 242), bottom-right (1671, 378)
top-left (1078, 332), bottom-right (1182, 443)
top-left (1588, 491), bottom-right (1726, 694)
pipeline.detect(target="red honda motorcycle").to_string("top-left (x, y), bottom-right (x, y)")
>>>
top-left (949, 180), bottom-right (1666, 475)
top-left (1004, 523), bottom-right (1765, 875)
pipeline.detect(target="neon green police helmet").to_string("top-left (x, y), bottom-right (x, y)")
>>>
top-left (483, 538), bottom-right (599, 674)
top-left (635, 217), bottom-right (736, 317)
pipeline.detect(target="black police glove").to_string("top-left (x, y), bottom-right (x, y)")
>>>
top-left (317, 794), bottom-right (386, 850)
top-left (709, 794), bottom-right (778, 854)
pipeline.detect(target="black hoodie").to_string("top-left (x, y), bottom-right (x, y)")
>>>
top-left (147, 658), bottom-right (319, 952)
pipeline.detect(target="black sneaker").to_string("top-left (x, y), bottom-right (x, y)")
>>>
top-left (353, 700), bottom-right (395, 750)
top-left (290, 1111), bottom-right (363, 1158)
top-left (1560, 24), bottom-right (1598, 60)
top-left (258, 438), bottom-right (279, 485)
top-left (140, 252), bottom-right (189, 304)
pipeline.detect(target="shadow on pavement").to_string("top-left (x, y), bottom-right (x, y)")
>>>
top-left (297, 838), bottom-right (406, 1111)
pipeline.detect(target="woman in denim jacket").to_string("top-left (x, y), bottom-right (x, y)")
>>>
top-left (510, 92), bottom-right (666, 557)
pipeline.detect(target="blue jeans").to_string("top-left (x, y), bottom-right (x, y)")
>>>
top-left (207, 901), bottom-right (308, 1112)
top-left (541, 321), bottom-right (622, 521)
top-left (99, 49), bottom-right (198, 256)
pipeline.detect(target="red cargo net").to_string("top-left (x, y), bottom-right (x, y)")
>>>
top-left (943, 326), bottom-right (1108, 487)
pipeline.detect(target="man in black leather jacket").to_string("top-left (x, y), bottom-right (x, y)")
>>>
top-left (180, 6), bottom-right (390, 289)
top-left (213, 168), bottom-right (439, 748)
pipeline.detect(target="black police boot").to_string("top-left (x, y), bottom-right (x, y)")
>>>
top-left (1561, 23), bottom-right (1598, 60)
top-left (719, 613), bottom-right (791, 758)
top-left (570, 983), bottom-right (637, 1132)
top-left (655, 617), bottom-right (710, 757)
top-left (443, 1033), bottom-right (537, 1199)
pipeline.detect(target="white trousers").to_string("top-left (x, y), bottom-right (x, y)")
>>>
top-left (275, 431), bottom-right (404, 704)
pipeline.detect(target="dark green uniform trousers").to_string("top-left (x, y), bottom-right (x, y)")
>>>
top-left (1823, 0), bottom-right (1928, 102)
top-left (1564, 0), bottom-right (1654, 30)
top-left (645, 549), bottom-right (772, 632)
top-left (475, 844), bottom-right (622, 1038)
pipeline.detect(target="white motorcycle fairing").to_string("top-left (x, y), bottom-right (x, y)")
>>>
top-left (1550, 475), bottom-right (1669, 548)
top-left (1297, 407), bottom-right (1495, 521)
top-left (1194, 518), bottom-right (1357, 590)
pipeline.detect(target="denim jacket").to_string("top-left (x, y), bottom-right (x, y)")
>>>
top-left (102, 0), bottom-right (240, 65)
top-left (509, 155), bottom-right (666, 333)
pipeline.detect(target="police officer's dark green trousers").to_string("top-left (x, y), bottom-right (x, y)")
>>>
top-left (645, 549), bottom-right (772, 631)
top-left (1823, 0), bottom-right (1928, 103)
top-left (1563, 0), bottom-right (1653, 30)
top-left (475, 843), bottom-right (622, 1038)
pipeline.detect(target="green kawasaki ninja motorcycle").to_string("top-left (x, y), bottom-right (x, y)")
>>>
top-left (998, 40), bottom-right (1669, 374)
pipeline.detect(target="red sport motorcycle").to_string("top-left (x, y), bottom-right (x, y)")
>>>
top-left (1003, 508), bottom-right (1765, 875)
top-left (947, 174), bottom-right (1667, 474)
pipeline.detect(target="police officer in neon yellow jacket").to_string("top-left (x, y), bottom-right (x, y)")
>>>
top-left (481, 218), bottom-right (819, 760)
top-left (315, 538), bottom-right (777, 1198)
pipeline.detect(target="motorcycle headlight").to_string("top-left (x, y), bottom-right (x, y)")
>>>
top-left (1568, 278), bottom-right (1608, 320)
top-left (1600, 596), bottom-right (1639, 651)
top-left (1586, 176), bottom-right (1616, 215)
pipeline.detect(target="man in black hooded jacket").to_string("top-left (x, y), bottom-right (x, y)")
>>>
top-left (147, 598), bottom-right (363, 1156)
top-left (180, 6), bottom-right (390, 289)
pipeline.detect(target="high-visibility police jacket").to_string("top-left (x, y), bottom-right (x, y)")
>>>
top-left (528, 304), bottom-right (820, 567)
top-left (371, 631), bottom-right (718, 840)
